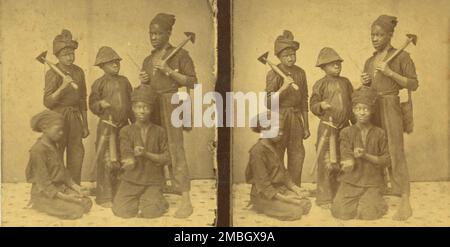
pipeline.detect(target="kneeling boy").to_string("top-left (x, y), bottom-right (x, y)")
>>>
top-left (331, 87), bottom-right (390, 220)
top-left (112, 85), bottom-right (170, 218)
top-left (26, 110), bottom-right (92, 219)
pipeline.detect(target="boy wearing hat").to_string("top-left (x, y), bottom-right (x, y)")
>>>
top-left (265, 30), bottom-right (310, 187)
top-left (89, 46), bottom-right (134, 207)
top-left (361, 15), bottom-right (418, 220)
top-left (43, 29), bottom-right (89, 185)
top-left (310, 47), bottom-right (354, 208)
top-left (139, 13), bottom-right (197, 218)
top-left (331, 87), bottom-right (390, 220)
top-left (26, 110), bottom-right (92, 219)
top-left (112, 85), bottom-right (170, 219)
top-left (246, 112), bottom-right (311, 221)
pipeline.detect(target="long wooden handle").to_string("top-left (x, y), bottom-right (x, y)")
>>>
top-left (46, 61), bottom-right (78, 90)
top-left (385, 39), bottom-right (412, 64)
top-left (266, 61), bottom-right (299, 90)
top-left (162, 38), bottom-right (190, 63)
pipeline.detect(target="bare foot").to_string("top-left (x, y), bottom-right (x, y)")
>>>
top-left (393, 198), bottom-right (412, 221)
top-left (174, 203), bottom-right (193, 218)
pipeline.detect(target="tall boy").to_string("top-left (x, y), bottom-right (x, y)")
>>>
top-left (331, 86), bottom-right (390, 220)
top-left (89, 46), bottom-right (134, 207)
top-left (310, 47), bottom-right (354, 208)
top-left (43, 29), bottom-right (89, 185)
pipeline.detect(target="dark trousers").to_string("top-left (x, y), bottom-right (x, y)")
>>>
top-left (58, 108), bottom-right (84, 185)
top-left (112, 180), bottom-right (169, 219)
top-left (373, 95), bottom-right (410, 196)
top-left (31, 186), bottom-right (92, 220)
top-left (315, 123), bottom-right (341, 205)
top-left (159, 93), bottom-right (191, 192)
top-left (276, 109), bottom-right (305, 186)
top-left (95, 124), bottom-right (120, 204)
top-left (251, 190), bottom-right (311, 221)
top-left (331, 182), bottom-right (388, 220)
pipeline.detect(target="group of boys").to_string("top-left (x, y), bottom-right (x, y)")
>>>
top-left (247, 14), bottom-right (417, 221)
top-left (26, 13), bottom-right (195, 220)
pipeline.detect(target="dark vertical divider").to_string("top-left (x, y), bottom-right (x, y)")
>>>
top-left (216, 0), bottom-right (232, 227)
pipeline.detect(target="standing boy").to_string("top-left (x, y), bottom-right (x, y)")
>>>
top-left (43, 29), bottom-right (89, 185)
top-left (139, 13), bottom-right (197, 218)
top-left (331, 86), bottom-right (390, 220)
top-left (26, 110), bottom-right (92, 219)
top-left (89, 46), bottom-right (134, 207)
top-left (310, 47), bottom-right (354, 208)
top-left (265, 30), bottom-right (310, 186)
top-left (112, 85), bottom-right (170, 219)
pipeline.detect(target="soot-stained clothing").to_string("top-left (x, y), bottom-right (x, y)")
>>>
top-left (364, 47), bottom-right (418, 196)
top-left (310, 75), bottom-right (354, 205)
top-left (246, 140), bottom-right (311, 221)
top-left (43, 63), bottom-right (87, 184)
top-left (265, 64), bottom-right (309, 186)
top-left (26, 138), bottom-right (92, 219)
top-left (89, 73), bottom-right (134, 204)
top-left (331, 124), bottom-right (390, 220)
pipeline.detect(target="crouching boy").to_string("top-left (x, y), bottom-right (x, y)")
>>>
top-left (26, 110), bottom-right (92, 219)
top-left (331, 87), bottom-right (390, 220)
top-left (112, 85), bottom-right (170, 218)
top-left (246, 112), bottom-right (311, 221)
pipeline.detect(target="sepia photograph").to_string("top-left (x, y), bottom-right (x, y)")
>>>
top-left (231, 0), bottom-right (450, 226)
top-left (1, 0), bottom-right (218, 226)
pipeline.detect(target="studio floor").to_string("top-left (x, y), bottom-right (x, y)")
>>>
top-left (233, 182), bottom-right (450, 226)
top-left (1, 180), bottom-right (216, 227)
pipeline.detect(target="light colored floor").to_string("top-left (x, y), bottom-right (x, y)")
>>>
top-left (1, 180), bottom-right (216, 227)
top-left (233, 182), bottom-right (450, 226)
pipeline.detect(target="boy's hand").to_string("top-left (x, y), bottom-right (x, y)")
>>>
top-left (376, 62), bottom-right (394, 77)
top-left (139, 71), bottom-right (150, 83)
top-left (354, 147), bottom-right (365, 158)
top-left (361, 73), bottom-right (372, 85)
top-left (341, 159), bottom-right (354, 173)
top-left (134, 146), bottom-right (145, 157)
top-left (121, 158), bottom-right (135, 170)
top-left (62, 75), bottom-right (74, 87)
top-left (292, 186), bottom-right (308, 198)
top-left (153, 59), bottom-right (171, 75)
top-left (320, 101), bottom-right (332, 110)
top-left (99, 100), bottom-right (111, 109)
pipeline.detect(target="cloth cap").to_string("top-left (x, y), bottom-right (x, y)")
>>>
top-left (94, 46), bottom-right (122, 66)
top-left (131, 84), bottom-right (158, 105)
top-left (316, 47), bottom-right (344, 67)
top-left (372, 15), bottom-right (398, 32)
top-left (30, 110), bottom-right (64, 132)
top-left (53, 29), bottom-right (78, 55)
top-left (274, 30), bottom-right (300, 56)
top-left (352, 86), bottom-right (378, 107)
top-left (150, 13), bottom-right (176, 31)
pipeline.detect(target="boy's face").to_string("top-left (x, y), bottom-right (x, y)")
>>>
top-left (322, 61), bottom-right (342, 77)
top-left (43, 124), bottom-right (64, 142)
top-left (278, 48), bottom-right (296, 67)
top-left (371, 25), bottom-right (392, 51)
top-left (57, 48), bottom-right (75, 66)
top-left (101, 60), bottom-right (120, 75)
top-left (149, 24), bottom-right (171, 49)
top-left (353, 103), bottom-right (372, 124)
top-left (132, 102), bottom-right (153, 122)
